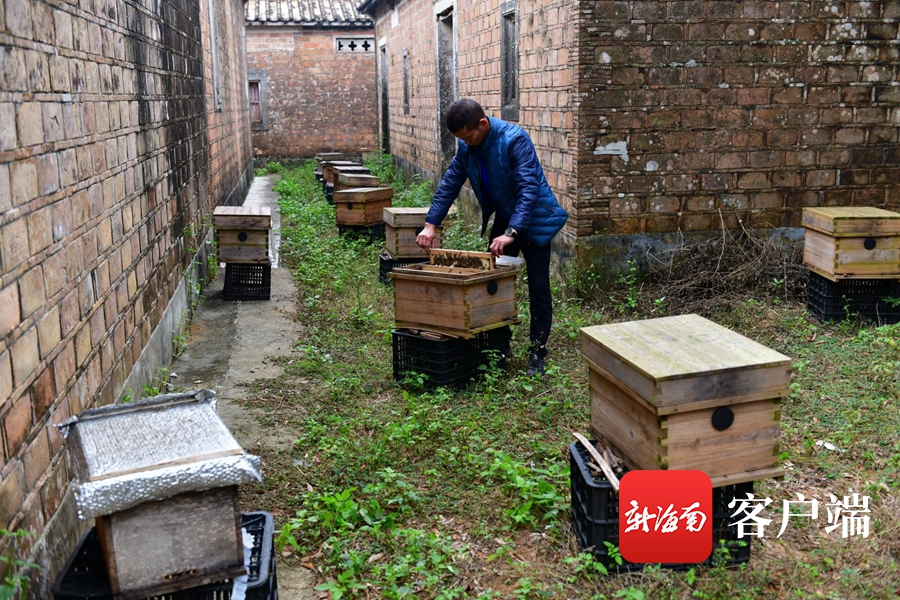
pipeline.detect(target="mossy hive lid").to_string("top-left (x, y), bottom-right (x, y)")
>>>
top-left (580, 314), bottom-right (792, 408)
top-left (58, 390), bottom-right (261, 518)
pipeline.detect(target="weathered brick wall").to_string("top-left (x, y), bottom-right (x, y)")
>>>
top-left (371, 0), bottom-right (442, 175)
top-left (578, 1), bottom-right (900, 241)
top-left (515, 0), bottom-right (577, 234)
top-left (0, 0), bottom-right (251, 592)
top-left (246, 27), bottom-right (377, 158)
top-left (371, 0), bottom-right (578, 231)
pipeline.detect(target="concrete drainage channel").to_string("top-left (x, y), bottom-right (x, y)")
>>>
top-left (169, 174), bottom-right (317, 599)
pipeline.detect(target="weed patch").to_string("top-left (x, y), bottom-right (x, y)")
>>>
top-left (238, 161), bottom-right (900, 598)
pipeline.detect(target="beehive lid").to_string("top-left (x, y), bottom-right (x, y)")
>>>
top-left (383, 206), bottom-right (429, 228)
top-left (338, 173), bottom-right (380, 186)
top-left (332, 165), bottom-right (370, 173)
top-left (802, 207), bottom-right (900, 236)
top-left (58, 390), bottom-right (262, 518)
top-left (212, 206), bottom-right (271, 229)
top-left (580, 314), bottom-right (792, 410)
top-left (334, 187), bottom-right (393, 201)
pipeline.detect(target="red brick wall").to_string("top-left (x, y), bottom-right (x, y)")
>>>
top-left (0, 0), bottom-right (251, 589)
top-left (246, 27), bottom-right (378, 158)
top-left (370, 0), bottom-right (900, 268)
top-left (578, 1), bottom-right (900, 239)
top-left (371, 0), bottom-right (578, 231)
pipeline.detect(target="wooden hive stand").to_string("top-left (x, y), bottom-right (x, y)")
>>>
top-left (334, 186), bottom-right (393, 227)
top-left (579, 314), bottom-right (792, 486)
top-left (390, 250), bottom-right (519, 338)
top-left (383, 207), bottom-right (442, 259)
top-left (802, 207), bottom-right (900, 281)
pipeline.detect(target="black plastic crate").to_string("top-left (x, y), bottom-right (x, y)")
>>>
top-left (52, 512), bottom-right (277, 600)
top-left (224, 263), bottom-right (271, 301)
top-left (325, 183), bottom-right (334, 205)
top-left (569, 442), bottom-right (752, 572)
top-left (338, 223), bottom-right (386, 241)
top-left (378, 253), bottom-right (429, 284)
top-left (392, 327), bottom-right (508, 388)
top-left (807, 271), bottom-right (900, 324)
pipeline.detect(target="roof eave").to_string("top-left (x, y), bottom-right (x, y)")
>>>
top-left (357, 0), bottom-right (390, 18)
top-left (245, 20), bottom-right (374, 27)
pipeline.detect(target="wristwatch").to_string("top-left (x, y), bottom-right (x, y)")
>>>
top-left (504, 227), bottom-right (518, 239)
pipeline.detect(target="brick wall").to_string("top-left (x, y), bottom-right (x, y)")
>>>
top-left (246, 27), bottom-right (377, 158)
top-left (370, 0), bottom-right (578, 232)
top-left (0, 0), bottom-right (252, 592)
top-left (515, 0), bottom-right (577, 232)
top-left (578, 1), bottom-right (900, 242)
top-left (369, 0), bottom-right (899, 271)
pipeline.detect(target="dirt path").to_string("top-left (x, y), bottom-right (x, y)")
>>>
top-left (169, 174), bottom-right (317, 600)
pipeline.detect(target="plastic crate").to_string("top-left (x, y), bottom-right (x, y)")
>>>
top-left (224, 263), bottom-right (271, 301)
top-left (807, 271), bottom-right (900, 324)
top-left (325, 183), bottom-right (334, 205)
top-left (52, 512), bottom-right (277, 600)
top-left (569, 442), bottom-right (752, 572)
top-left (379, 253), bottom-right (429, 285)
top-left (338, 223), bottom-right (386, 241)
top-left (392, 328), bottom-right (508, 388)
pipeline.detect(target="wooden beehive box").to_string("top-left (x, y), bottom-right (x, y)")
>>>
top-left (332, 164), bottom-right (370, 177)
top-left (383, 207), bottom-right (442, 258)
top-left (59, 391), bottom-right (261, 599)
top-left (212, 206), bottom-right (271, 264)
top-left (335, 172), bottom-right (381, 192)
top-left (334, 187), bottom-right (393, 226)
top-left (802, 207), bottom-right (900, 280)
top-left (579, 314), bottom-right (791, 485)
top-left (322, 161), bottom-right (361, 184)
top-left (390, 250), bottom-right (519, 338)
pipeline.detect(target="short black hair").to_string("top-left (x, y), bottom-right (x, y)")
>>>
top-left (445, 99), bottom-right (486, 133)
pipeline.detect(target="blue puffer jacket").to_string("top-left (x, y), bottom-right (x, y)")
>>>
top-left (425, 118), bottom-right (569, 247)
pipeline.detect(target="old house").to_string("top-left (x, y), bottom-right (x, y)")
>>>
top-left (245, 0), bottom-right (378, 159)
top-left (359, 0), bottom-right (900, 270)
top-left (0, 0), bottom-right (252, 593)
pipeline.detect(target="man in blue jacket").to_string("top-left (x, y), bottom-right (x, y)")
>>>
top-left (416, 99), bottom-right (569, 376)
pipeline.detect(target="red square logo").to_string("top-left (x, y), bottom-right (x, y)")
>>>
top-left (619, 470), bottom-right (713, 564)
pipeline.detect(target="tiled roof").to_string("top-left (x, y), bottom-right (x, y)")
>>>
top-left (245, 0), bottom-right (372, 26)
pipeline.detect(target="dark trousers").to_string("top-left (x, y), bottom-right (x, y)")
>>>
top-left (489, 221), bottom-right (553, 358)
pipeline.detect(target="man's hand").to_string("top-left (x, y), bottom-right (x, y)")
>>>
top-left (489, 234), bottom-right (515, 258)
top-left (416, 223), bottom-right (438, 249)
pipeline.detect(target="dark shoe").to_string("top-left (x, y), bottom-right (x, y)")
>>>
top-left (526, 353), bottom-right (545, 377)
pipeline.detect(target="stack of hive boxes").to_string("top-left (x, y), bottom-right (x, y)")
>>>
top-left (389, 250), bottom-right (520, 388)
top-left (802, 207), bottom-right (900, 324)
top-left (212, 206), bottom-right (272, 301)
top-left (333, 169), bottom-right (392, 237)
top-left (53, 391), bottom-right (275, 600)
top-left (319, 160), bottom-right (358, 204)
top-left (575, 314), bottom-right (792, 570)
top-left (379, 207), bottom-right (442, 283)
top-left (315, 152), bottom-right (344, 186)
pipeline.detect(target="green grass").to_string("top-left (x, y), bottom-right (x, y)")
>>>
top-left (239, 160), bottom-right (900, 599)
